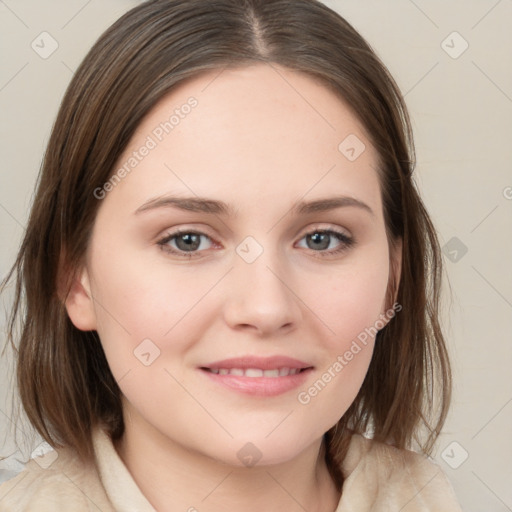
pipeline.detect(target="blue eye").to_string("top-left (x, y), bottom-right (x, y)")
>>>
top-left (296, 230), bottom-right (354, 257)
top-left (157, 230), bottom-right (214, 258)
top-left (157, 228), bottom-right (354, 259)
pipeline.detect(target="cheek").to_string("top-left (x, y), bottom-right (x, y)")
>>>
top-left (87, 244), bottom-right (215, 379)
top-left (295, 251), bottom-right (389, 419)
top-left (310, 251), bottom-right (390, 350)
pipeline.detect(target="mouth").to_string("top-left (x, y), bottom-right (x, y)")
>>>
top-left (198, 356), bottom-right (314, 396)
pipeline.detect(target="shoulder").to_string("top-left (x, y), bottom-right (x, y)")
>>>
top-left (338, 434), bottom-right (462, 511)
top-left (0, 444), bottom-right (114, 512)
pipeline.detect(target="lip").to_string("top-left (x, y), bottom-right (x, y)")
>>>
top-left (199, 356), bottom-right (314, 397)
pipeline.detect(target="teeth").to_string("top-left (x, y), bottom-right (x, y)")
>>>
top-left (207, 367), bottom-right (305, 377)
top-left (245, 368), bottom-right (263, 377)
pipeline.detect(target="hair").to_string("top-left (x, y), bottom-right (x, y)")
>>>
top-left (1, 0), bottom-right (451, 490)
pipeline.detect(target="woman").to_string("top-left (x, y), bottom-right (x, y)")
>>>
top-left (0, 0), bottom-right (462, 510)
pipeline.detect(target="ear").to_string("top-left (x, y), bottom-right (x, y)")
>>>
top-left (388, 235), bottom-right (402, 307)
top-left (380, 236), bottom-right (403, 323)
top-left (62, 265), bottom-right (97, 331)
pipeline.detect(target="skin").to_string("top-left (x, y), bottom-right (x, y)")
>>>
top-left (65, 63), bottom-right (401, 512)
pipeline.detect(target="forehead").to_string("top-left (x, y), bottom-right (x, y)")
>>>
top-left (104, 63), bottom-right (382, 218)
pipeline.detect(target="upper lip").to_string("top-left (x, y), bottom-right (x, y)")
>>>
top-left (201, 356), bottom-right (313, 371)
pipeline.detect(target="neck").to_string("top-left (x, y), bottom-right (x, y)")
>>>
top-left (114, 408), bottom-right (341, 512)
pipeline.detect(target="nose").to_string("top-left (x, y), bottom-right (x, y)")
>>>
top-left (222, 247), bottom-right (303, 337)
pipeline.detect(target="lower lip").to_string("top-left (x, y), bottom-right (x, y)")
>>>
top-left (199, 368), bottom-right (313, 396)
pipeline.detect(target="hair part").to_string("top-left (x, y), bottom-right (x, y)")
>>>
top-left (2, 0), bottom-right (451, 490)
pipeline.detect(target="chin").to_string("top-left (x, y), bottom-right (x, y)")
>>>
top-left (208, 430), bottom-right (321, 469)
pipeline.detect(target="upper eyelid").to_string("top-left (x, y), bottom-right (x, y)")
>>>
top-left (158, 225), bottom-right (352, 248)
top-left (159, 223), bottom-right (351, 239)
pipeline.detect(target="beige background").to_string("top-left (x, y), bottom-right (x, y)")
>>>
top-left (1, 1), bottom-right (511, 510)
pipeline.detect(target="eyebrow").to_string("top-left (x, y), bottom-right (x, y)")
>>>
top-left (134, 195), bottom-right (374, 217)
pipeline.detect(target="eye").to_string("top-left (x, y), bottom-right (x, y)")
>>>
top-left (157, 227), bottom-right (355, 259)
top-left (157, 230), bottom-right (215, 258)
top-left (295, 229), bottom-right (354, 257)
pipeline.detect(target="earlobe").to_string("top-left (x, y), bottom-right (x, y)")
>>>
top-left (63, 266), bottom-right (97, 331)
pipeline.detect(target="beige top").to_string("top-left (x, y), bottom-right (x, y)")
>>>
top-left (0, 429), bottom-right (462, 511)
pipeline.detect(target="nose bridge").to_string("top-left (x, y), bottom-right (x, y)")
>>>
top-left (223, 237), bottom-right (302, 334)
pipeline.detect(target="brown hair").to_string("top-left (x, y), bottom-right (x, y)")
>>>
top-left (2, 0), bottom-right (451, 490)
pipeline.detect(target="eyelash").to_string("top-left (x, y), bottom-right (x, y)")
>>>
top-left (156, 227), bottom-right (355, 259)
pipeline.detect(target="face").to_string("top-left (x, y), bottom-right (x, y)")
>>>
top-left (66, 63), bottom-right (401, 466)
